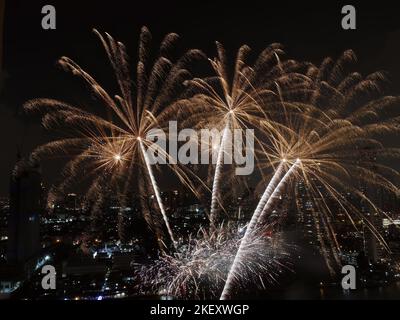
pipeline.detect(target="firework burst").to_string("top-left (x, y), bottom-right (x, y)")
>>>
top-left (258, 50), bottom-right (400, 271)
top-left (184, 42), bottom-right (308, 229)
top-left (24, 27), bottom-right (205, 248)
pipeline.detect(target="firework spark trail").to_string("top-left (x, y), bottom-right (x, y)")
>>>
top-left (139, 139), bottom-right (177, 248)
top-left (220, 159), bottom-right (300, 300)
top-left (209, 122), bottom-right (230, 229)
top-left (251, 162), bottom-right (285, 226)
top-left (257, 159), bottom-right (300, 224)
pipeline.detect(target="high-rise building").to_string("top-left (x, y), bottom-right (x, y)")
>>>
top-left (1, 156), bottom-right (43, 298)
top-left (358, 146), bottom-right (386, 263)
top-left (7, 156), bottom-right (42, 264)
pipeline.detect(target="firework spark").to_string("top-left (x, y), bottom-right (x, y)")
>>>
top-left (136, 224), bottom-right (292, 299)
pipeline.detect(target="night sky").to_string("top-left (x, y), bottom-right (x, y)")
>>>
top-left (1, 0), bottom-right (400, 196)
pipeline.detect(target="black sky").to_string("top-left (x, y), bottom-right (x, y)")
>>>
top-left (1, 0), bottom-right (400, 196)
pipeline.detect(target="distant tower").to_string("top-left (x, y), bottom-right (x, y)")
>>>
top-left (358, 146), bottom-right (385, 263)
top-left (7, 156), bottom-right (42, 264)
